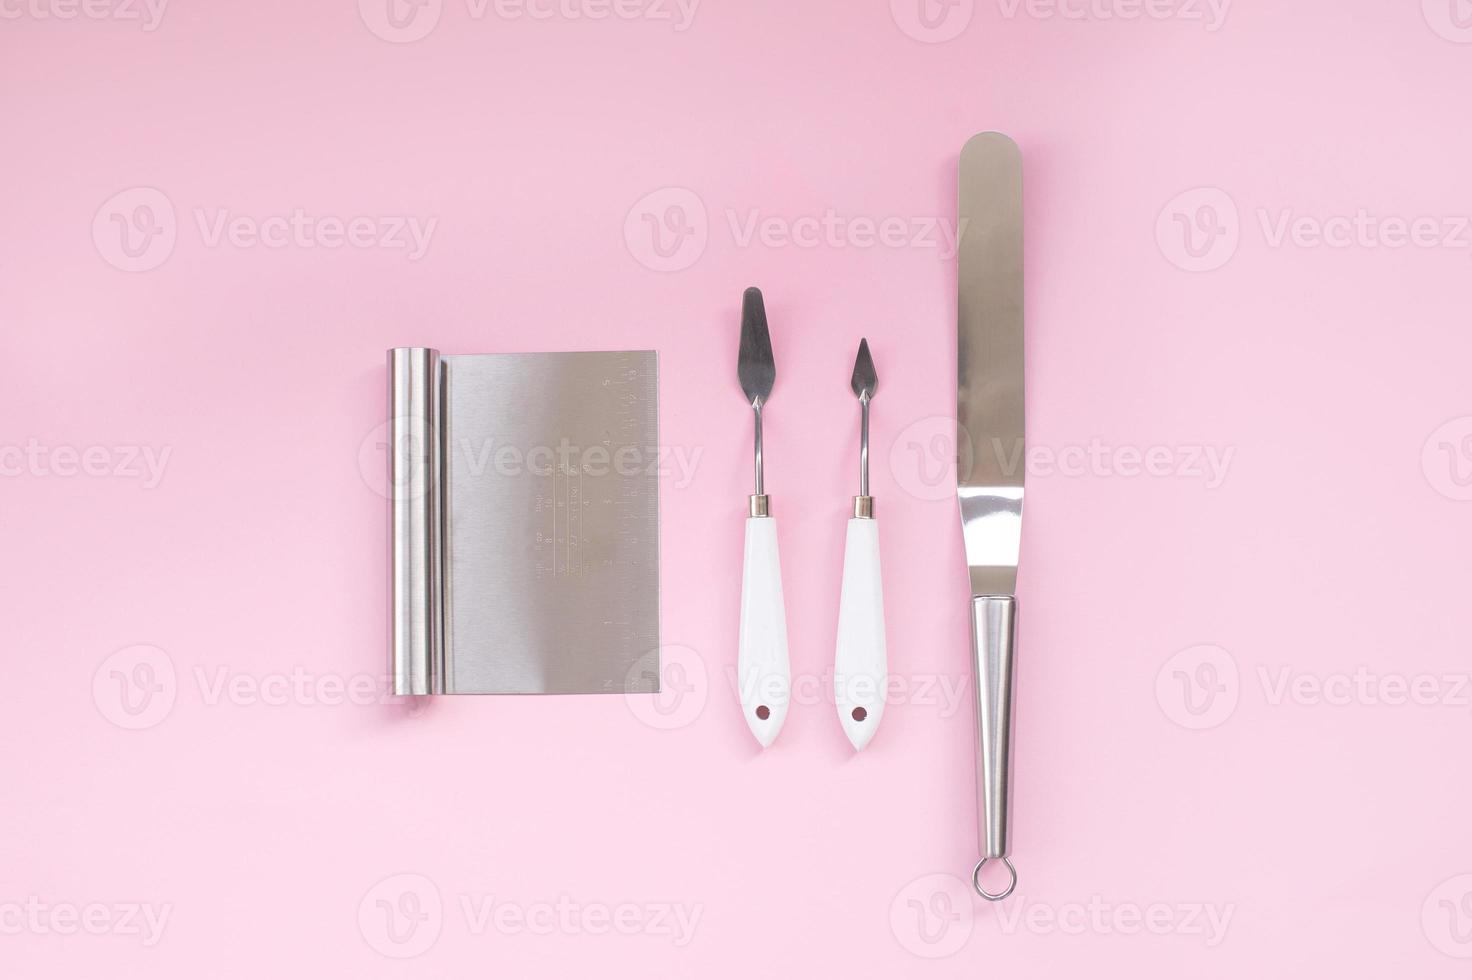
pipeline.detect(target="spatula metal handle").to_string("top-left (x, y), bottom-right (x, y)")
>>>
top-left (970, 594), bottom-right (1017, 900)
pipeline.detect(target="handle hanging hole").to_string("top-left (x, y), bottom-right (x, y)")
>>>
top-left (971, 857), bottom-right (1017, 902)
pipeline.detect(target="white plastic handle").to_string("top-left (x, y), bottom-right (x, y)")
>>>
top-left (738, 515), bottom-right (790, 747)
top-left (835, 517), bottom-right (887, 750)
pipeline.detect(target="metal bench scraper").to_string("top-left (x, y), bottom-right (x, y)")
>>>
top-left (388, 348), bottom-right (660, 696)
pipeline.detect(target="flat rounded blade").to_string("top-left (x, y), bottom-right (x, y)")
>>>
top-left (739, 286), bottom-right (775, 405)
top-left (957, 132), bottom-right (1024, 597)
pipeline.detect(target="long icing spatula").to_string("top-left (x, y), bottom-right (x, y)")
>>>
top-left (957, 133), bottom-right (1026, 901)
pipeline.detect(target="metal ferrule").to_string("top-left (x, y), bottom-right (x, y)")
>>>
top-left (749, 493), bottom-right (770, 518)
top-left (852, 495), bottom-right (873, 519)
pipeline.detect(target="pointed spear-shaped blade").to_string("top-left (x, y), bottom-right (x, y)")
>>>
top-left (850, 337), bottom-right (877, 401)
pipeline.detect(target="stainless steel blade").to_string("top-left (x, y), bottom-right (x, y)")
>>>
top-left (849, 338), bottom-right (877, 401)
top-left (851, 338), bottom-right (877, 501)
top-left (957, 132), bottom-right (1025, 598)
top-left (739, 286), bottom-right (775, 500)
top-left (441, 351), bottom-right (660, 694)
top-left (738, 287), bottom-right (775, 407)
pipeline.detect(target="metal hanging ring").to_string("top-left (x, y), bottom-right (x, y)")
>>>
top-left (971, 857), bottom-right (1017, 902)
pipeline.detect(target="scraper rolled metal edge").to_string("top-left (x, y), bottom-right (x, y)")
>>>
top-left (956, 132), bottom-right (1025, 901)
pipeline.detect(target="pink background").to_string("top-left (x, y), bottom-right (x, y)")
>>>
top-left (5, 0), bottom-right (1472, 975)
